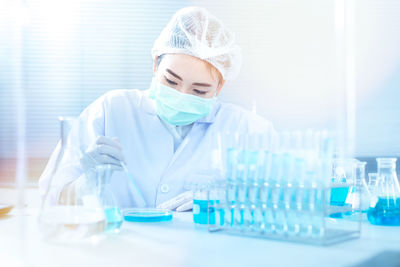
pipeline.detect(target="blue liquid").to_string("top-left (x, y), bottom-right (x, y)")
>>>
top-left (104, 207), bottom-right (123, 233)
top-left (193, 199), bottom-right (215, 225)
top-left (367, 197), bottom-right (400, 226)
top-left (123, 209), bottom-right (172, 222)
top-left (329, 186), bottom-right (350, 218)
top-left (330, 187), bottom-right (349, 205)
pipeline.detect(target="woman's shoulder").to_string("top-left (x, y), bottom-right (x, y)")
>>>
top-left (89, 89), bottom-right (155, 112)
top-left (217, 102), bottom-right (275, 133)
top-left (101, 89), bottom-right (146, 105)
top-left (80, 89), bottom-right (151, 118)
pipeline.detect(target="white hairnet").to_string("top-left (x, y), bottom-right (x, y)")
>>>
top-left (151, 6), bottom-right (242, 80)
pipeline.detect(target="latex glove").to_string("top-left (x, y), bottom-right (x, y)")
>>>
top-left (157, 191), bottom-right (193, 212)
top-left (80, 136), bottom-right (125, 171)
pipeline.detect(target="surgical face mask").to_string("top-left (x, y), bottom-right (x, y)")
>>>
top-left (149, 78), bottom-right (217, 126)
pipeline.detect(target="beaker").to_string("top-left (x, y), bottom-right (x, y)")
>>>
top-left (187, 173), bottom-right (217, 228)
top-left (329, 159), bottom-right (353, 218)
top-left (38, 117), bottom-right (106, 242)
top-left (95, 164), bottom-right (123, 233)
top-left (192, 182), bottom-right (215, 227)
top-left (367, 158), bottom-right (400, 226)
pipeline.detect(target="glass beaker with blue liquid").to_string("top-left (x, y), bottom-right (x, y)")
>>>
top-left (96, 164), bottom-right (123, 233)
top-left (367, 158), bottom-right (400, 226)
top-left (329, 159), bottom-right (354, 218)
top-left (192, 182), bottom-right (216, 227)
top-left (188, 173), bottom-right (222, 228)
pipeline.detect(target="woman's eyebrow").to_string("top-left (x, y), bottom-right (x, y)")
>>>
top-left (192, 82), bottom-right (212, 87)
top-left (166, 68), bottom-right (212, 87)
top-left (166, 69), bottom-right (182, 80)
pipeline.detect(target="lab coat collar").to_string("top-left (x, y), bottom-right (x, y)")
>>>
top-left (141, 89), bottom-right (220, 124)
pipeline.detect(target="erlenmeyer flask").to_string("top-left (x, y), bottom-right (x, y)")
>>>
top-left (95, 164), bottom-right (123, 233)
top-left (367, 173), bottom-right (378, 196)
top-left (367, 158), bottom-right (400, 226)
top-left (345, 161), bottom-right (370, 220)
top-left (354, 161), bottom-right (370, 213)
top-left (38, 117), bottom-right (106, 242)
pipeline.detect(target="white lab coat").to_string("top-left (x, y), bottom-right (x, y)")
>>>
top-left (39, 89), bottom-right (275, 208)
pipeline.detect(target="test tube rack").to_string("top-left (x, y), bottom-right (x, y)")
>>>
top-left (206, 180), bottom-right (361, 246)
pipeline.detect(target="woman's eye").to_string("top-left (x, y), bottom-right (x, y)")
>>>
top-left (165, 77), bottom-right (178, 85)
top-left (193, 89), bottom-right (207, 95)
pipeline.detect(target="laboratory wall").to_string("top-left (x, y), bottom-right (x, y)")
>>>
top-left (0, 0), bottom-right (188, 182)
top-left (194, 0), bottom-right (400, 157)
top-left (0, 0), bottom-right (399, 183)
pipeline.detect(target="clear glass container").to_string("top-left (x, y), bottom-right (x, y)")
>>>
top-left (192, 182), bottom-right (214, 227)
top-left (208, 180), bottom-right (361, 246)
top-left (345, 161), bottom-right (370, 221)
top-left (368, 173), bottom-right (378, 188)
top-left (329, 158), bottom-right (354, 218)
top-left (208, 131), bottom-right (361, 245)
top-left (367, 158), bottom-right (400, 226)
top-left (95, 164), bottom-right (123, 233)
top-left (367, 173), bottom-right (379, 196)
top-left (38, 117), bottom-right (106, 242)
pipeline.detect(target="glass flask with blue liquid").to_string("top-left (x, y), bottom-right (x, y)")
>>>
top-left (344, 161), bottom-right (370, 220)
top-left (367, 158), bottom-right (400, 226)
top-left (329, 159), bottom-right (353, 218)
top-left (95, 164), bottom-right (123, 233)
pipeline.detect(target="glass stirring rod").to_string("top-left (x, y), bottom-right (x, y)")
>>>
top-left (91, 135), bottom-right (147, 207)
top-left (121, 162), bottom-right (147, 207)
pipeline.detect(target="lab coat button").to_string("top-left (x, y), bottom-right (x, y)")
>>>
top-left (160, 184), bottom-right (170, 193)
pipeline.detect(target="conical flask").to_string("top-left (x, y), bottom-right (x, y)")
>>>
top-left (38, 117), bottom-right (106, 242)
top-left (367, 158), bottom-right (400, 226)
top-left (95, 164), bottom-right (123, 233)
top-left (345, 161), bottom-right (370, 220)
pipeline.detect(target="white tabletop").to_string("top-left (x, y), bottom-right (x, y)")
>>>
top-left (1, 188), bottom-right (400, 267)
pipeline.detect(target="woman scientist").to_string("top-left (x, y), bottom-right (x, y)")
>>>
top-left (39, 7), bottom-right (275, 211)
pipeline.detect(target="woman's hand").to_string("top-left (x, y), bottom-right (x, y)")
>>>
top-left (80, 136), bottom-right (125, 171)
top-left (157, 191), bottom-right (193, 212)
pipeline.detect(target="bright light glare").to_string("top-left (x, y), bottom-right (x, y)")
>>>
top-left (0, 1), bottom-right (31, 26)
top-left (30, 0), bottom-right (81, 33)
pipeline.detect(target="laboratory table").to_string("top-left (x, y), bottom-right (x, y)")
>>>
top-left (1, 187), bottom-right (400, 267)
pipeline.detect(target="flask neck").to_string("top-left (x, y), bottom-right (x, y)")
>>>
top-left (377, 164), bottom-right (397, 180)
top-left (353, 162), bottom-right (366, 185)
top-left (378, 165), bottom-right (396, 174)
top-left (368, 178), bottom-right (377, 187)
top-left (377, 158), bottom-right (397, 181)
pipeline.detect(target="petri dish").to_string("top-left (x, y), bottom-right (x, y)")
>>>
top-left (123, 208), bottom-right (173, 222)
